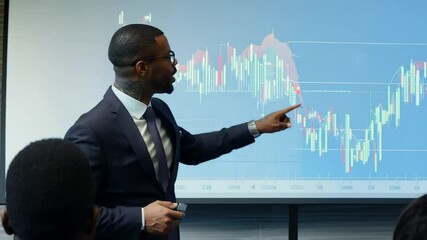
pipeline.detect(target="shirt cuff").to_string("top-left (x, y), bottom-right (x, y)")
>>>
top-left (141, 208), bottom-right (145, 230)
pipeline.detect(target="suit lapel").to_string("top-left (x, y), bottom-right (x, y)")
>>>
top-left (151, 100), bottom-right (180, 184)
top-left (104, 88), bottom-right (157, 180)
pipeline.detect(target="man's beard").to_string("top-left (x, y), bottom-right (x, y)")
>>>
top-left (152, 78), bottom-right (174, 94)
top-left (165, 84), bottom-right (174, 94)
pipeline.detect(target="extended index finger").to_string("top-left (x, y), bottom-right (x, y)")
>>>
top-left (282, 103), bottom-right (302, 114)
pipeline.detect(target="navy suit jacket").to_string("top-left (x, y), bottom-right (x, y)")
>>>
top-left (65, 87), bottom-right (255, 240)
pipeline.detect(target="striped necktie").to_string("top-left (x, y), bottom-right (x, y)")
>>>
top-left (144, 107), bottom-right (169, 192)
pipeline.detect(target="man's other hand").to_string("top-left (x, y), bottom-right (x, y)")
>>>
top-left (144, 201), bottom-right (185, 235)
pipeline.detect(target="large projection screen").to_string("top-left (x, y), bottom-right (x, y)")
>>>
top-left (5, 0), bottom-right (427, 202)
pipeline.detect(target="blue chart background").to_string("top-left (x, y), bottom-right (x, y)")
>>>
top-left (6, 0), bottom-right (427, 199)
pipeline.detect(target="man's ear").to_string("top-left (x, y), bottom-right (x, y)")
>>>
top-left (135, 60), bottom-right (149, 76)
top-left (1, 209), bottom-right (15, 235)
top-left (84, 207), bottom-right (99, 236)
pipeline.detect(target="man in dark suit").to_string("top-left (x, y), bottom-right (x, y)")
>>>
top-left (65, 24), bottom-right (300, 240)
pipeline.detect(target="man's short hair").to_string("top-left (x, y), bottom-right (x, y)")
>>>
top-left (108, 24), bottom-right (164, 67)
top-left (5, 138), bottom-right (95, 240)
top-left (393, 194), bottom-right (427, 240)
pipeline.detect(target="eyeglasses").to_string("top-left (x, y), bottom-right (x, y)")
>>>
top-left (141, 50), bottom-right (175, 65)
top-left (117, 50), bottom-right (176, 67)
top-left (126, 50), bottom-right (175, 67)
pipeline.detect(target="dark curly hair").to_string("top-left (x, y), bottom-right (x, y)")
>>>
top-left (6, 139), bottom-right (95, 240)
top-left (393, 194), bottom-right (427, 240)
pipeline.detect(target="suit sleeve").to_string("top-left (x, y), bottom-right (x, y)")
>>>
top-left (179, 122), bottom-right (255, 165)
top-left (152, 97), bottom-right (256, 166)
top-left (65, 123), bottom-right (142, 239)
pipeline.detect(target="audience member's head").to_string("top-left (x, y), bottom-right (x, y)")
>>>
top-left (1, 139), bottom-right (98, 240)
top-left (393, 194), bottom-right (427, 240)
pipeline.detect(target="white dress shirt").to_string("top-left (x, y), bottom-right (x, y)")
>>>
top-left (111, 85), bottom-right (174, 230)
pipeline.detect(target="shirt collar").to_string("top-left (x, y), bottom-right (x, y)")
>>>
top-left (111, 85), bottom-right (149, 119)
